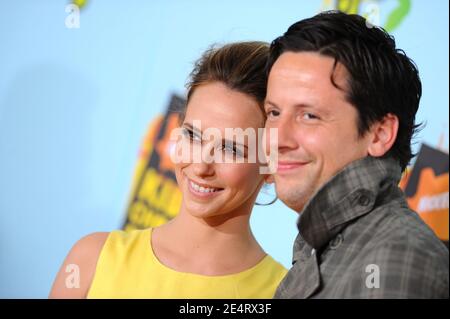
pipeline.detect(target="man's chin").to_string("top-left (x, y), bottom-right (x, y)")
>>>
top-left (275, 184), bottom-right (312, 213)
top-left (274, 199), bottom-right (304, 214)
top-left (285, 200), bottom-right (306, 214)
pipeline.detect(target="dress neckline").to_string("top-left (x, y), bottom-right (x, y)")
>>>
top-left (145, 227), bottom-right (270, 280)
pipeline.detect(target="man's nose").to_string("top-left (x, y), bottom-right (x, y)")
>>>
top-left (273, 116), bottom-right (299, 154)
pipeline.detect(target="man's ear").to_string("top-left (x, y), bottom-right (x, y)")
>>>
top-left (367, 113), bottom-right (399, 157)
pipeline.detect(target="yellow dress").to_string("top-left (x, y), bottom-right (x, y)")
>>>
top-left (87, 228), bottom-right (287, 298)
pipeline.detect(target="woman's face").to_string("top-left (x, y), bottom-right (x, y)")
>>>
top-left (174, 81), bottom-right (266, 221)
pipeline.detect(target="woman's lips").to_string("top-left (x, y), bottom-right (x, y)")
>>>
top-left (186, 177), bottom-right (224, 199)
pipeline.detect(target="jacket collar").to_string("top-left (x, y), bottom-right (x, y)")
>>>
top-left (295, 156), bottom-right (402, 254)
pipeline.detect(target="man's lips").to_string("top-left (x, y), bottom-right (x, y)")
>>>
top-left (277, 161), bottom-right (309, 172)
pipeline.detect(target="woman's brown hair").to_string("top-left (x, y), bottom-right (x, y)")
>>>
top-left (180, 41), bottom-right (270, 122)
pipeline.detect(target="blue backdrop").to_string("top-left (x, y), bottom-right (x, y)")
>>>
top-left (0, 0), bottom-right (448, 298)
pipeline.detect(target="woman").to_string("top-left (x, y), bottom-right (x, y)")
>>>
top-left (49, 41), bottom-right (286, 298)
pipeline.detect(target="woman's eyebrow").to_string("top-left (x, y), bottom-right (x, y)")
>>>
top-left (222, 138), bottom-right (248, 150)
top-left (183, 123), bottom-right (202, 135)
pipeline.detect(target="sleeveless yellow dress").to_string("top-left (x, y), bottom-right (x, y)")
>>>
top-left (87, 228), bottom-right (287, 298)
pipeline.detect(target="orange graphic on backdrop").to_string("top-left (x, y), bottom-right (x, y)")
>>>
top-left (155, 113), bottom-right (180, 172)
top-left (404, 168), bottom-right (449, 241)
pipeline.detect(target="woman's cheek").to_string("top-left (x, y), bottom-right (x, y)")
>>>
top-left (217, 163), bottom-right (261, 190)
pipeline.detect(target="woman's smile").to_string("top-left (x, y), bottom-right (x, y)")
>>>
top-left (185, 175), bottom-right (225, 199)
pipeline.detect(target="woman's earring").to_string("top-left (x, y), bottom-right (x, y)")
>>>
top-left (255, 196), bottom-right (278, 206)
top-left (255, 182), bottom-right (278, 206)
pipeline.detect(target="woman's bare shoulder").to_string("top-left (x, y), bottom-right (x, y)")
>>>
top-left (48, 232), bottom-right (109, 299)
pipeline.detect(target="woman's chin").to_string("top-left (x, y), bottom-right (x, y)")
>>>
top-left (183, 201), bottom-right (224, 219)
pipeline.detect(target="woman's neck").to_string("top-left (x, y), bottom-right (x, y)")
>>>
top-left (152, 204), bottom-right (266, 275)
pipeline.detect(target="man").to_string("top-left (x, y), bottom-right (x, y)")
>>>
top-left (265, 11), bottom-right (449, 298)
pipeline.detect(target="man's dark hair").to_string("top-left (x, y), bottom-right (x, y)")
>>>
top-left (268, 10), bottom-right (422, 171)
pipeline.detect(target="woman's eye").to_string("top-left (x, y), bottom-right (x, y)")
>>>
top-left (182, 128), bottom-right (201, 142)
top-left (220, 143), bottom-right (244, 157)
top-left (221, 144), bottom-right (236, 154)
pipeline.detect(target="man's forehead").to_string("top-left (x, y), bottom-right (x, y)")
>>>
top-left (269, 52), bottom-right (347, 86)
top-left (268, 52), bottom-right (349, 103)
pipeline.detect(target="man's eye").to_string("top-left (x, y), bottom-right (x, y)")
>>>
top-left (302, 113), bottom-right (319, 120)
top-left (267, 110), bottom-right (280, 117)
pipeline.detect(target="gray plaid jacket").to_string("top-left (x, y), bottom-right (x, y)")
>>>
top-left (274, 156), bottom-right (449, 299)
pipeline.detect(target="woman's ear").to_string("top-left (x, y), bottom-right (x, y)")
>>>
top-left (367, 113), bottom-right (399, 157)
top-left (264, 174), bottom-right (275, 184)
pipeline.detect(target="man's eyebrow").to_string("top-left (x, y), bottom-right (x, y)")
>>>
top-left (265, 99), bottom-right (319, 110)
top-left (264, 100), bottom-right (278, 108)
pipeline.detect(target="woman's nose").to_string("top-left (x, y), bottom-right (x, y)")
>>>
top-left (191, 161), bottom-right (215, 178)
top-left (188, 141), bottom-right (215, 177)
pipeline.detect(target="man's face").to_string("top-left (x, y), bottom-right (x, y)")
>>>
top-left (265, 52), bottom-right (372, 213)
